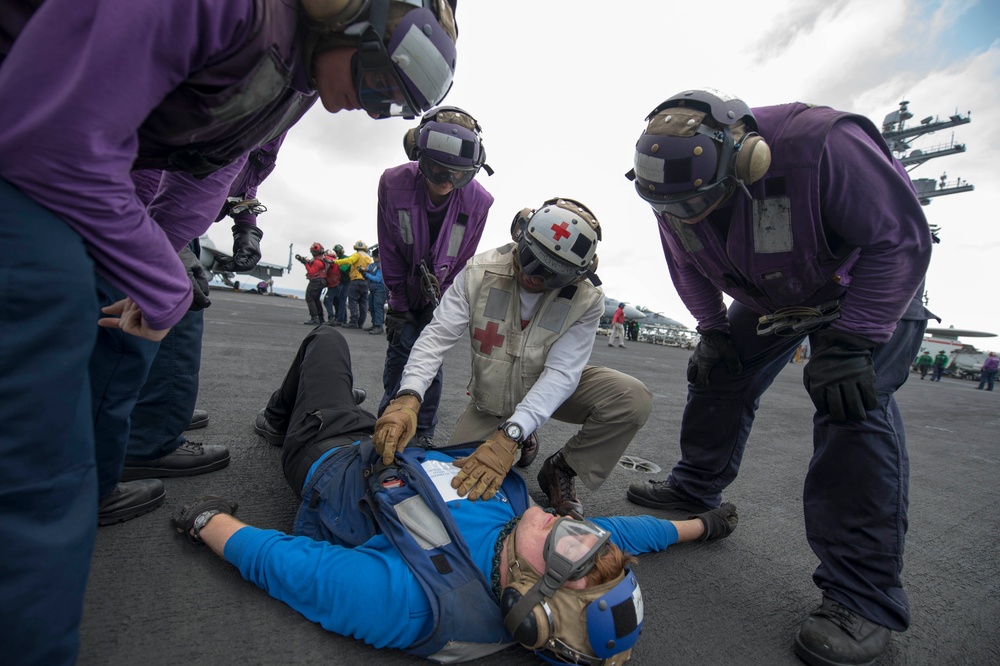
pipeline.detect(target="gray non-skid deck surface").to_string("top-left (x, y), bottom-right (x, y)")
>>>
top-left (80, 289), bottom-right (1000, 665)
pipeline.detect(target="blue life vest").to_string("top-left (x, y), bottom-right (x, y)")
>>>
top-left (292, 438), bottom-right (530, 663)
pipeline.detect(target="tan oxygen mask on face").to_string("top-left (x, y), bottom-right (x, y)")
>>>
top-left (500, 517), bottom-right (644, 665)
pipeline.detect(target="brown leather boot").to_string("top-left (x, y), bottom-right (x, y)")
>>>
top-left (515, 431), bottom-right (539, 468)
top-left (537, 450), bottom-right (584, 519)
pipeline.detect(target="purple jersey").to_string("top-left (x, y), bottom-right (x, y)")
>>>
top-left (0, 0), bottom-right (310, 329)
top-left (657, 103), bottom-right (933, 343)
top-left (377, 162), bottom-right (494, 312)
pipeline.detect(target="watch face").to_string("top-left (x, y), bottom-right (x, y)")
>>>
top-left (504, 423), bottom-right (522, 441)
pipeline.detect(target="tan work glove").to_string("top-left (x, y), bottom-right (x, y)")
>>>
top-left (372, 394), bottom-right (421, 465)
top-left (451, 430), bottom-right (519, 501)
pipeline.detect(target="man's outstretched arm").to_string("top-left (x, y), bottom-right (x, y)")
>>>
top-left (195, 513), bottom-right (245, 557)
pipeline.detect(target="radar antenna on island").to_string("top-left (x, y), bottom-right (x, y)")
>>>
top-left (880, 100), bottom-right (974, 206)
top-left (880, 100), bottom-right (975, 309)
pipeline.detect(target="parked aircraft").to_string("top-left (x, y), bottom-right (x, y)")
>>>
top-left (915, 325), bottom-right (997, 380)
top-left (633, 305), bottom-right (688, 329)
top-left (199, 234), bottom-right (292, 286)
top-left (918, 325), bottom-right (997, 357)
top-left (602, 297), bottom-right (646, 321)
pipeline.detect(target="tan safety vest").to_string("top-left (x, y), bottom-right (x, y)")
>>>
top-left (463, 244), bottom-right (602, 417)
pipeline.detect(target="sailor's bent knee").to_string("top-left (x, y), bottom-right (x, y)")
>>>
top-left (595, 370), bottom-right (653, 424)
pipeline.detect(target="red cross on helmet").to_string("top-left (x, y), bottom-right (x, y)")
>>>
top-left (513, 198), bottom-right (601, 290)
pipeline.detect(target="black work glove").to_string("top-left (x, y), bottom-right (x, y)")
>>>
top-left (171, 495), bottom-right (238, 544)
top-left (687, 327), bottom-right (743, 386)
top-left (384, 308), bottom-right (416, 345)
top-left (214, 223), bottom-right (263, 272)
top-left (690, 502), bottom-right (738, 542)
top-left (179, 246), bottom-right (212, 311)
top-left (803, 328), bottom-right (878, 422)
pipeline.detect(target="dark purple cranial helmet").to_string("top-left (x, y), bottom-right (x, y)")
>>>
top-left (404, 106), bottom-right (494, 188)
top-left (626, 88), bottom-right (771, 222)
top-left (352, 0), bottom-right (459, 119)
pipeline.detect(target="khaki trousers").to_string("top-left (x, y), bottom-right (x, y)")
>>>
top-left (447, 365), bottom-right (652, 490)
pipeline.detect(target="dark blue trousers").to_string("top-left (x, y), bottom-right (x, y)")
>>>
top-left (0, 179), bottom-right (98, 665)
top-left (369, 286), bottom-right (386, 327)
top-left (667, 300), bottom-right (926, 631)
top-left (378, 308), bottom-right (442, 438)
top-left (334, 281), bottom-right (350, 323)
top-left (126, 306), bottom-right (203, 459)
top-left (90, 278), bottom-right (161, 496)
top-left (347, 279), bottom-right (369, 327)
top-left (323, 285), bottom-right (338, 320)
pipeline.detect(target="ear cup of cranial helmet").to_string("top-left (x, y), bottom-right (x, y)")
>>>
top-left (510, 208), bottom-right (533, 241)
top-left (403, 128), bottom-right (420, 161)
top-left (733, 134), bottom-right (771, 184)
top-left (500, 587), bottom-right (550, 649)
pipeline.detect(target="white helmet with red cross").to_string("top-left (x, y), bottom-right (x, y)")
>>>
top-left (512, 198), bottom-right (601, 289)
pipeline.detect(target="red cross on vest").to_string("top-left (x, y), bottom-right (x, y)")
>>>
top-left (551, 221), bottom-right (571, 241)
top-left (473, 321), bottom-right (505, 355)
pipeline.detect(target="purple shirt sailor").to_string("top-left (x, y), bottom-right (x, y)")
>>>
top-left (0, 2), bottom-right (459, 663)
top-left (376, 107), bottom-right (495, 442)
top-left (626, 89), bottom-right (934, 665)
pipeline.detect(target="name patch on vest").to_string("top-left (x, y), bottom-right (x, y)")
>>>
top-left (668, 217), bottom-right (704, 253)
top-left (447, 220), bottom-right (466, 258)
top-left (483, 287), bottom-right (510, 321)
top-left (398, 210), bottom-right (414, 244)
top-left (752, 197), bottom-right (793, 254)
top-left (537, 301), bottom-right (571, 333)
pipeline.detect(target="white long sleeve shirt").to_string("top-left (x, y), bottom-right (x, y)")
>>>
top-left (399, 268), bottom-right (603, 436)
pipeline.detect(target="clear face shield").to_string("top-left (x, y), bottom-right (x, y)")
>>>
top-left (351, 5), bottom-right (455, 120)
top-left (639, 176), bottom-right (737, 224)
top-left (628, 109), bottom-right (751, 225)
top-left (352, 35), bottom-right (424, 118)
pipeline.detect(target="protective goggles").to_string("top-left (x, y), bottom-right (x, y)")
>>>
top-left (543, 517), bottom-right (612, 583)
top-left (418, 155), bottom-right (477, 189)
top-left (515, 242), bottom-right (585, 291)
top-left (353, 37), bottom-right (422, 118)
top-left (641, 176), bottom-right (736, 223)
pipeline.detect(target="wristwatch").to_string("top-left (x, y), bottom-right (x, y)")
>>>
top-left (191, 509), bottom-right (221, 543)
top-left (498, 421), bottom-right (525, 447)
top-left (394, 389), bottom-right (422, 402)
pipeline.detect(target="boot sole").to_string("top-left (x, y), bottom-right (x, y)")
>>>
top-left (625, 486), bottom-right (712, 513)
top-left (98, 491), bottom-right (166, 526)
top-left (793, 634), bottom-right (880, 666)
top-left (185, 416), bottom-right (209, 431)
top-left (119, 454), bottom-right (230, 481)
top-left (254, 422), bottom-right (285, 447)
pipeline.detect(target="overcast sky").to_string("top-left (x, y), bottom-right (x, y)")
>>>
top-left (244, 0), bottom-right (1000, 346)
